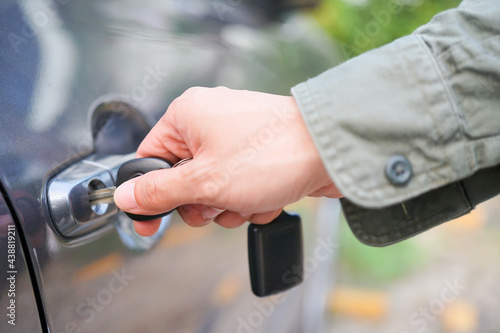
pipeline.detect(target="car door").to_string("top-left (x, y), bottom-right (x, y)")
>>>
top-left (0, 1), bottom-right (341, 332)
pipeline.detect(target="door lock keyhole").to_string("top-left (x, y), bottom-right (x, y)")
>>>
top-left (87, 179), bottom-right (108, 215)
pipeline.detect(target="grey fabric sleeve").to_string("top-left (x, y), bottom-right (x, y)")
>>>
top-left (291, 0), bottom-right (500, 246)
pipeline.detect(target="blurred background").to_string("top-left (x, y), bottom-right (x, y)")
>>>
top-left (319, 195), bottom-right (500, 333)
top-left (316, 195), bottom-right (500, 333)
top-left (299, 1), bottom-right (500, 332)
top-left (312, 0), bottom-right (461, 58)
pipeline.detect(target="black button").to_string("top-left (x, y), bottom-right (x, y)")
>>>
top-left (385, 155), bottom-right (413, 186)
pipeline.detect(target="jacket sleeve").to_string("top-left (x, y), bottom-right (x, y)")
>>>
top-left (291, 0), bottom-right (500, 246)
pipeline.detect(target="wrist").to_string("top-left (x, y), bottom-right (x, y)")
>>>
top-left (289, 96), bottom-right (341, 198)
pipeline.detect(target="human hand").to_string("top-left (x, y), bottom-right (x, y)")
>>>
top-left (114, 87), bottom-right (341, 236)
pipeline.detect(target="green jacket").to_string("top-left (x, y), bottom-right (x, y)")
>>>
top-left (292, 0), bottom-right (500, 246)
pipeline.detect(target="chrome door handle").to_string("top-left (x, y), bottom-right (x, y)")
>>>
top-left (47, 153), bottom-right (136, 238)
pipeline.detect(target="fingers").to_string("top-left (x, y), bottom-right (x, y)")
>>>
top-left (176, 206), bottom-right (282, 229)
top-left (177, 204), bottom-right (248, 229)
top-left (212, 209), bottom-right (283, 228)
top-left (177, 204), bottom-right (213, 227)
top-left (247, 209), bottom-right (283, 224)
top-left (114, 161), bottom-right (205, 215)
top-left (132, 204), bottom-right (214, 237)
top-left (136, 88), bottom-right (207, 161)
top-left (135, 122), bottom-right (188, 163)
top-left (214, 211), bottom-right (249, 228)
top-left (132, 207), bottom-right (284, 237)
top-left (133, 219), bottom-right (162, 236)
top-left (135, 97), bottom-right (190, 162)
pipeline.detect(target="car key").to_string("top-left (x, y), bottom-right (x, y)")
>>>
top-left (88, 157), bottom-right (304, 297)
top-left (88, 157), bottom-right (174, 220)
top-left (88, 158), bottom-right (195, 220)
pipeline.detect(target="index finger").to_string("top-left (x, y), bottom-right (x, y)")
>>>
top-left (136, 111), bottom-right (189, 163)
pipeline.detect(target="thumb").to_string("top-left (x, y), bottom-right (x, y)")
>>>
top-left (114, 166), bottom-right (198, 215)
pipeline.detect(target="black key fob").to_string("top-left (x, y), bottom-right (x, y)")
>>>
top-left (248, 211), bottom-right (303, 297)
top-left (116, 157), bottom-right (173, 221)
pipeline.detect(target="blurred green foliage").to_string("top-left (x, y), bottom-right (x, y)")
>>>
top-left (312, 0), bottom-right (462, 59)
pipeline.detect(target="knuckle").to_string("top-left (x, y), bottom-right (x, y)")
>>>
top-left (182, 161), bottom-right (227, 205)
top-left (214, 212), bottom-right (245, 229)
top-left (167, 95), bottom-right (186, 114)
top-left (212, 86), bottom-right (229, 93)
top-left (168, 87), bottom-right (203, 118)
top-left (179, 167), bottom-right (206, 203)
top-left (182, 86), bottom-right (204, 98)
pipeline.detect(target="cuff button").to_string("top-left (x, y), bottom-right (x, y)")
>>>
top-left (385, 155), bottom-right (413, 186)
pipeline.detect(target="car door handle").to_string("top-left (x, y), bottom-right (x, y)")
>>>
top-left (47, 152), bottom-right (139, 238)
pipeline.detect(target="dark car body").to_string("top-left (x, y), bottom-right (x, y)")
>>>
top-left (0, 1), bottom-right (341, 332)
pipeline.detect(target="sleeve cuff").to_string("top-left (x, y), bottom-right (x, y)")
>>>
top-left (292, 34), bottom-right (469, 209)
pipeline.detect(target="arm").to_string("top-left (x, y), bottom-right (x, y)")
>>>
top-left (292, 0), bottom-right (500, 245)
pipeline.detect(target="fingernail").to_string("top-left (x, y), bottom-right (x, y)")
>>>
top-left (114, 181), bottom-right (138, 211)
top-left (202, 207), bottom-right (225, 219)
top-left (201, 219), bottom-right (213, 226)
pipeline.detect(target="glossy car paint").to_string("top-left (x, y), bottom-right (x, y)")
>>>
top-left (0, 1), bottom-right (341, 332)
top-left (0, 186), bottom-right (43, 332)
